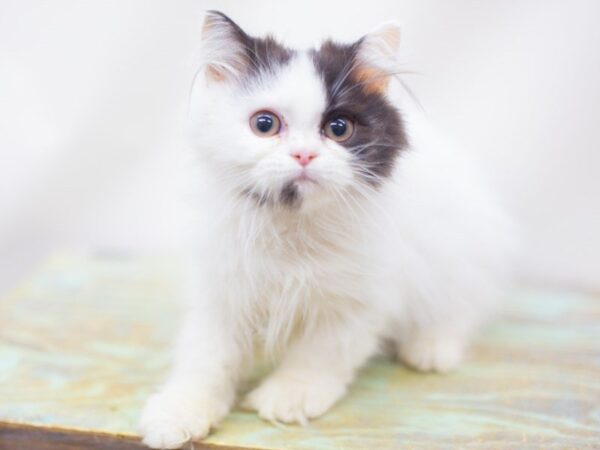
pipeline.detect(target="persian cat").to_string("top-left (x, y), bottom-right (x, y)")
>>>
top-left (140, 11), bottom-right (514, 449)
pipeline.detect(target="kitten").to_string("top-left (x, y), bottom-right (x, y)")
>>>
top-left (139, 11), bottom-right (515, 449)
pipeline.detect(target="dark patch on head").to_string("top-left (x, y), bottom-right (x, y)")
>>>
top-left (207, 11), bottom-right (294, 84)
top-left (279, 182), bottom-right (301, 207)
top-left (311, 40), bottom-right (407, 184)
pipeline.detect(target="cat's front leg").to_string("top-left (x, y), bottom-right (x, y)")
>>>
top-left (139, 303), bottom-right (243, 449)
top-left (244, 311), bottom-right (379, 425)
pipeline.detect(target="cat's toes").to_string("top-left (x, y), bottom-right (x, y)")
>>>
top-left (398, 332), bottom-right (466, 373)
top-left (141, 422), bottom-right (201, 450)
top-left (242, 372), bottom-right (346, 425)
top-left (139, 391), bottom-right (226, 449)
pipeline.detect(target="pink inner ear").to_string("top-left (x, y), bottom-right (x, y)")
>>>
top-left (206, 66), bottom-right (226, 82)
top-left (352, 65), bottom-right (391, 95)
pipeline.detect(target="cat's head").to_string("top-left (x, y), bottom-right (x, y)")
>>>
top-left (189, 11), bottom-right (407, 211)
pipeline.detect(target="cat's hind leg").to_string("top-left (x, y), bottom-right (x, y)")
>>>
top-left (395, 323), bottom-right (470, 373)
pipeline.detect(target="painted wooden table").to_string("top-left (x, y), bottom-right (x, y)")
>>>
top-left (1, 254), bottom-right (599, 449)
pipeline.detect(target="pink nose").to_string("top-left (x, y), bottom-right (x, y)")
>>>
top-left (291, 150), bottom-right (318, 167)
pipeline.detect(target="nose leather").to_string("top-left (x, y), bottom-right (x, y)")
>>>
top-left (291, 150), bottom-right (318, 167)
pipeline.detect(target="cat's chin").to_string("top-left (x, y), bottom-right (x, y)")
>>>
top-left (290, 176), bottom-right (322, 199)
top-left (290, 181), bottom-right (342, 212)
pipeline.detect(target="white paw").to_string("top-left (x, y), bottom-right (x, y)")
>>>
top-left (139, 390), bottom-right (228, 449)
top-left (242, 371), bottom-right (346, 425)
top-left (399, 332), bottom-right (466, 373)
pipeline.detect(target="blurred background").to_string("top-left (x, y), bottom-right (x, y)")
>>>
top-left (1, 0), bottom-right (599, 296)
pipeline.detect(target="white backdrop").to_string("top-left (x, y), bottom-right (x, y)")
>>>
top-left (1, 0), bottom-right (599, 294)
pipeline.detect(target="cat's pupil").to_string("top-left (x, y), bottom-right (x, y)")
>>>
top-left (330, 118), bottom-right (347, 137)
top-left (256, 115), bottom-right (273, 133)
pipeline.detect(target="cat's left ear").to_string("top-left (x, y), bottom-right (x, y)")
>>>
top-left (355, 22), bottom-right (402, 94)
top-left (200, 11), bottom-right (250, 83)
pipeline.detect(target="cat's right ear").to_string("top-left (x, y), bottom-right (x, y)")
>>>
top-left (354, 22), bottom-right (402, 94)
top-left (200, 11), bottom-right (250, 83)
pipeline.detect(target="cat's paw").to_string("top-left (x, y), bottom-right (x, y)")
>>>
top-left (242, 371), bottom-right (346, 425)
top-left (398, 332), bottom-right (466, 373)
top-left (139, 390), bottom-right (228, 449)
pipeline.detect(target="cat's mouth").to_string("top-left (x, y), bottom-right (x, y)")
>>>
top-left (293, 170), bottom-right (318, 184)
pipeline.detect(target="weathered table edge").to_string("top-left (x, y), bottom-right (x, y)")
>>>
top-left (0, 422), bottom-right (261, 450)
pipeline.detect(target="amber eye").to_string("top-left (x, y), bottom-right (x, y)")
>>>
top-left (250, 111), bottom-right (281, 137)
top-left (324, 116), bottom-right (354, 142)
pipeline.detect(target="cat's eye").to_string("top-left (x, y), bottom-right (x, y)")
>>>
top-left (250, 111), bottom-right (281, 137)
top-left (324, 116), bottom-right (354, 142)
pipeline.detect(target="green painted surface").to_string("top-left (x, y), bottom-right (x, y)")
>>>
top-left (1, 254), bottom-right (599, 449)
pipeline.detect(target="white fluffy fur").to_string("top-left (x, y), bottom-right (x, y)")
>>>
top-left (140, 15), bottom-right (515, 449)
